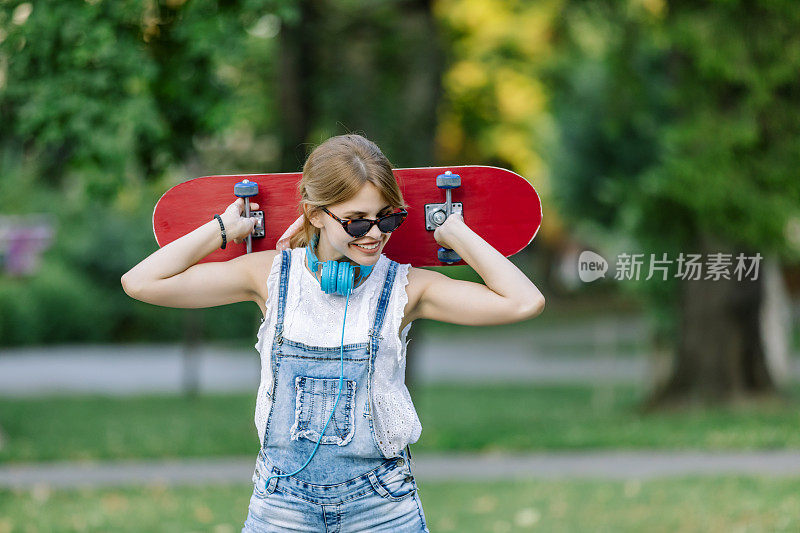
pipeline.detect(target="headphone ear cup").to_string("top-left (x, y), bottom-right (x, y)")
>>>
top-left (336, 262), bottom-right (354, 296)
top-left (319, 260), bottom-right (336, 295)
top-left (319, 260), bottom-right (355, 296)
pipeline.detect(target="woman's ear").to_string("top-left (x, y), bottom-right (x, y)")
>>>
top-left (304, 204), bottom-right (324, 229)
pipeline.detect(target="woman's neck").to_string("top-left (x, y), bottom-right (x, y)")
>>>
top-left (312, 236), bottom-right (349, 264)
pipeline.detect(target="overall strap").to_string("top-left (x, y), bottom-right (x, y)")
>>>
top-left (368, 260), bottom-right (398, 354)
top-left (273, 248), bottom-right (292, 345)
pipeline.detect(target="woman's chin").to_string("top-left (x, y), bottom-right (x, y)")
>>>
top-left (350, 254), bottom-right (380, 267)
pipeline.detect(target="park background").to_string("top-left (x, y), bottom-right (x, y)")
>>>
top-left (2, 0), bottom-right (800, 531)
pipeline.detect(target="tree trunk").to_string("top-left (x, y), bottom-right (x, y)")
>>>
top-left (276, 0), bottom-right (318, 172)
top-left (759, 255), bottom-right (793, 389)
top-left (643, 233), bottom-right (791, 410)
top-left (274, 0), bottom-right (445, 392)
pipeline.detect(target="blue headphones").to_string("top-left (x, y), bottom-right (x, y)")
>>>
top-left (305, 233), bottom-right (373, 296)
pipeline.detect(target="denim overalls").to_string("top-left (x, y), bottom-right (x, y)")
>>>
top-left (243, 249), bottom-right (429, 532)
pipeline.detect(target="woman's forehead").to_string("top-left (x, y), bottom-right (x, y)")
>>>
top-left (332, 183), bottom-right (391, 213)
top-left (335, 201), bottom-right (392, 216)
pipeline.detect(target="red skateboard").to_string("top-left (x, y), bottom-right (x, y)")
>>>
top-left (153, 166), bottom-right (542, 267)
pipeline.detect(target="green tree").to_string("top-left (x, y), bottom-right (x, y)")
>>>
top-left (0, 0), bottom-right (284, 203)
top-left (0, 0), bottom-right (448, 352)
top-left (545, 0), bottom-right (800, 408)
top-left (0, 0), bottom-right (288, 345)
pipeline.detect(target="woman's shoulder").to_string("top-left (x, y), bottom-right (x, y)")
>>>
top-left (402, 265), bottom-right (459, 312)
top-left (404, 264), bottom-right (429, 290)
top-left (241, 249), bottom-right (281, 276)
top-left (393, 264), bottom-right (432, 323)
top-left (241, 249), bottom-right (281, 308)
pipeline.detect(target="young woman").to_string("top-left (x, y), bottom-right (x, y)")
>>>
top-left (121, 134), bottom-right (544, 532)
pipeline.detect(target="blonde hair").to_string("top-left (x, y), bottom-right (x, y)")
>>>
top-left (288, 134), bottom-right (408, 249)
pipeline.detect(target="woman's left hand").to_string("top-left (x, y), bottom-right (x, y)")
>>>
top-left (433, 211), bottom-right (465, 249)
top-left (220, 198), bottom-right (260, 244)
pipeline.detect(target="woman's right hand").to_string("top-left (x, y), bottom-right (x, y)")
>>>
top-left (220, 198), bottom-right (259, 244)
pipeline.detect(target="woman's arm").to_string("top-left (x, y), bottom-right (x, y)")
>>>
top-left (121, 198), bottom-right (272, 309)
top-left (405, 212), bottom-right (545, 327)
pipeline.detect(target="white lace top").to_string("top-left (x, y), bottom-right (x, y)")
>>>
top-left (253, 246), bottom-right (422, 458)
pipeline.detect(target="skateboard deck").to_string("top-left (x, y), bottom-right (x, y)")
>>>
top-left (153, 166), bottom-right (542, 267)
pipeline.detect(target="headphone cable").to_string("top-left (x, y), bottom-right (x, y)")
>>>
top-left (265, 289), bottom-right (350, 485)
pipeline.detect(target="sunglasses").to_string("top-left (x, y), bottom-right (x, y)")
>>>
top-left (320, 206), bottom-right (408, 238)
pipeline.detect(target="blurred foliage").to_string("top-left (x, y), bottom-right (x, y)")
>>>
top-left (0, 0), bottom-right (444, 346)
top-left (545, 0), bottom-right (800, 259)
top-left (4, 0), bottom-right (244, 196)
top-left (271, 0), bottom-right (444, 169)
top-left (0, 0), bottom-right (288, 345)
top-left (541, 0), bottom-right (800, 344)
top-left (432, 0), bottom-right (562, 240)
top-left (4, 0), bottom-right (798, 347)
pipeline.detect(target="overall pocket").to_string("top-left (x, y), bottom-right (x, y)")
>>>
top-left (368, 462), bottom-right (416, 502)
top-left (290, 376), bottom-right (356, 446)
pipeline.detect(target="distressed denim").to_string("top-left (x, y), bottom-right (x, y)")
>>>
top-left (242, 249), bottom-right (429, 532)
top-left (242, 447), bottom-right (428, 532)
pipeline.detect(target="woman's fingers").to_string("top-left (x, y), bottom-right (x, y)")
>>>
top-left (232, 198), bottom-right (259, 212)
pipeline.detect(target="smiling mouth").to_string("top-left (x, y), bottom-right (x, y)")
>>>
top-left (351, 240), bottom-right (380, 250)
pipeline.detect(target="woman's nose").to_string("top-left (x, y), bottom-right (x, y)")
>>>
top-left (366, 223), bottom-right (383, 240)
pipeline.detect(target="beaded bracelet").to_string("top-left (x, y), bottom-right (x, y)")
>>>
top-left (214, 214), bottom-right (227, 249)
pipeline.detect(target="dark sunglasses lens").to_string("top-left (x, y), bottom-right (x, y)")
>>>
top-left (377, 213), bottom-right (405, 233)
top-left (346, 220), bottom-right (371, 237)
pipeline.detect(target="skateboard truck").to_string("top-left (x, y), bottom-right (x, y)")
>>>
top-left (425, 171), bottom-right (463, 264)
top-left (233, 179), bottom-right (265, 254)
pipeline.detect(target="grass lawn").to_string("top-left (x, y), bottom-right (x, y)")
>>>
top-left (1, 476), bottom-right (798, 532)
top-left (1, 383), bottom-right (799, 463)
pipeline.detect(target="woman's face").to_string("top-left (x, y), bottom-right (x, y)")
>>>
top-left (308, 181), bottom-right (394, 267)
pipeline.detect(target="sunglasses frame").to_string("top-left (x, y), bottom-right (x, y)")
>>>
top-left (320, 206), bottom-right (408, 238)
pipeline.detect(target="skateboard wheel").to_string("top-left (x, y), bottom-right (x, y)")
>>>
top-left (437, 247), bottom-right (461, 264)
top-left (436, 171), bottom-right (461, 189)
top-left (234, 179), bottom-right (259, 198)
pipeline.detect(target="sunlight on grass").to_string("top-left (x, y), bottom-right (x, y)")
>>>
top-left (1, 477), bottom-right (798, 532)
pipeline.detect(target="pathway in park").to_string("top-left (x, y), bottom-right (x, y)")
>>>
top-left (3, 451), bottom-right (800, 489)
top-left (1, 316), bottom-right (799, 395)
